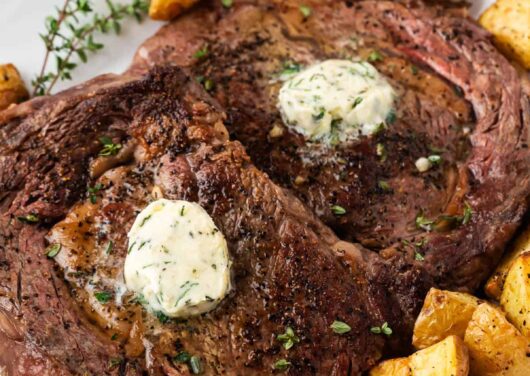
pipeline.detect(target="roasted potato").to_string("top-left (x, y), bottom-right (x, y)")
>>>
top-left (149, 0), bottom-right (200, 20)
top-left (500, 252), bottom-right (530, 338)
top-left (409, 336), bottom-right (469, 376)
top-left (479, 0), bottom-right (530, 69)
top-left (464, 303), bottom-right (530, 375)
top-left (369, 357), bottom-right (411, 376)
top-left (370, 336), bottom-right (469, 376)
top-left (0, 64), bottom-right (29, 111)
top-left (485, 225), bottom-right (530, 300)
top-left (413, 288), bottom-right (481, 349)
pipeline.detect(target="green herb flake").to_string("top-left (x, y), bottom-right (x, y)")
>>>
top-left (462, 202), bottom-right (473, 225)
top-left (415, 212), bottom-right (434, 231)
top-left (367, 50), bottom-right (383, 63)
top-left (189, 355), bottom-right (202, 374)
top-left (108, 357), bottom-right (122, 369)
top-left (99, 136), bottom-right (122, 157)
top-left (299, 5), bottom-right (312, 18)
top-left (221, 0), bottom-right (233, 8)
top-left (105, 240), bottom-right (113, 255)
top-left (277, 326), bottom-right (300, 350)
top-left (140, 214), bottom-right (152, 227)
top-left (45, 243), bottom-right (62, 258)
top-left (88, 182), bottom-right (104, 204)
top-left (17, 214), bottom-right (39, 223)
top-left (352, 96), bottom-right (363, 109)
top-left (331, 205), bottom-right (347, 216)
top-left (410, 65), bottom-right (419, 75)
top-left (376, 143), bottom-right (387, 162)
top-left (274, 359), bottom-right (291, 371)
top-left (156, 311), bottom-right (170, 324)
top-left (174, 351), bottom-right (191, 363)
top-left (370, 322), bottom-right (392, 336)
top-left (330, 320), bottom-right (351, 334)
top-left (111, 333), bottom-right (118, 340)
top-left (415, 251), bottom-right (425, 261)
top-left (280, 61), bottom-right (301, 77)
top-left (94, 291), bottom-right (112, 304)
top-left (427, 155), bottom-right (442, 165)
top-left (193, 45), bottom-right (208, 59)
top-left (203, 78), bottom-right (215, 91)
top-left (378, 180), bottom-right (390, 191)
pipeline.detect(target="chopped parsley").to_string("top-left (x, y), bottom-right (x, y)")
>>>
top-left (277, 326), bottom-right (300, 350)
top-left (376, 143), bottom-right (387, 162)
top-left (108, 357), bottom-right (122, 369)
top-left (17, 214), bottom-right (39, 223)
top-left (299, 5), bottom-right (312, 18)
top-left (370, 322), bottom-right (392, 336)
top-left (193, 45), bottom-right (208, 59)
top-left (174, 351), bottom-right (191, 363)
top-left (111, 333), bottom-right (118, 341)
top-left (274, 359), bottom-right (291, 371)
top-left (87, 182), bottom-right (103, 204)
top-left (330, 320), bottom-right (351, 334)
top-left (98, 136), bottom-right (121, 157)
top-left (155, 311), bottom-right (170, 324)
top-left (140, 214), bottom-right (152, 227)
top-left (461, 202), bottom-right (473, 225)
top-left (427, 155), bottom-right (442, 165)
top-left (280, 61), bottom-right (301, 77)
top-left (45, 243), bottom-right (62, 258)
top-left (414, 251), bottom-right (425, 261)
top-left (94, 291), bottom-right (112, 304)
top-left (378, 180), bottom-right (390, 191)
top-left (331, 205), bottom-right (346, 216)
top-left (415, 212), bottom-right (434, 231)
top-left (204, 78), bottom-right (215, 91)
top-left (367, 50), bottom-right (383, 62)
top-left (105, 240), bottom-right (113, 255)
top-left (410, 65), bottom-right (419, 75)
top-left (221, 0), bottom-right (233, 8)
top-left (352, 96), bottom-right (363, 109)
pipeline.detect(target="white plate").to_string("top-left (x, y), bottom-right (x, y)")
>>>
top-left (0, 0), bottom-right (494, 95)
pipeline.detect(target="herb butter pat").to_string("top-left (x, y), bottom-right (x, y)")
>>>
top-left (278, 59), bottom-right (396, 144)
top-left (124, 199), bottom-right (231, 318)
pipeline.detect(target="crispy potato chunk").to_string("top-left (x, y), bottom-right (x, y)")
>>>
top-left (413, 288), bottom-right (481, 349)
top-left (369, 357), bottom-right (411, 376)
top-left (464, 303), bottom-right (530, 375)
top-left (409, 336), bottom-right (469, 376)
top-left (0, 64), bottom-right (29, 111)
top-left (501, 253), bottom-right (530, 338)
top-left (479, 0), bottom-right (530, 69)
top-left (485, 226), bottom-right (530, 300)
top-left (370, 336), bottom-right (469, 376)
top-left (149, 0), bottom-right (200, 20)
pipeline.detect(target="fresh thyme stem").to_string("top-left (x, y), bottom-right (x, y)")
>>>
top-left (32, 0), bottom-right (149, 96)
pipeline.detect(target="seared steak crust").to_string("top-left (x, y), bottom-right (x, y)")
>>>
top-left (133, 0), bottom-right (530, 294)
top-left (0, 67), bottom-right (407, 375)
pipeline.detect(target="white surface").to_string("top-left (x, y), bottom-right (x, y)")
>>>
top-left (0, 0), bottom-right (494, 95)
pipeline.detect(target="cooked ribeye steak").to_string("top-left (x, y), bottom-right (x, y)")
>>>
top-left (133, 0), bottom-right (530, 292)
top-left (0, 67), bottom-right (421, 375)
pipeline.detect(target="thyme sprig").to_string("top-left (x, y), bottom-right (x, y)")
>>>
top-left (32, 0), bottom-right (148, 96)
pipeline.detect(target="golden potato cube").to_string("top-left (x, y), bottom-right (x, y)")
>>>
top-left (413, 288), bottom-right (481, 349)
top-left (149, 0), bottom-right (200, 21)
top-left (479, 0), bottom-right (530, 69)
top-left (369, 357), bottom-right (411, 376)
top-left (0, 64), bottom-right (29, 111)
top-left (485, 226), bottom-right (530, 300)
top-left (464, 303), bottom-right (530, 376)
top-left (409, 335), bottom-right (469, 376)
top-left (501, 253), bottom-right (530, 338)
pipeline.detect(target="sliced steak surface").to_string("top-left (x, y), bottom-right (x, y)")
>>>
top-left (133, 0), bottom-right (530, 291)
top-left (0, 67), bottom-right (417, 375)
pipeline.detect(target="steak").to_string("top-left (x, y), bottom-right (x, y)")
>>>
top-left (0, 67), bottom-right (423, 375)
top-left (133, 0), bottom-right (530, 292)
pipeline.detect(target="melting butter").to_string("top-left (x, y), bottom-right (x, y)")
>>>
top-left (124, 199), bottom-right (231, 318)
